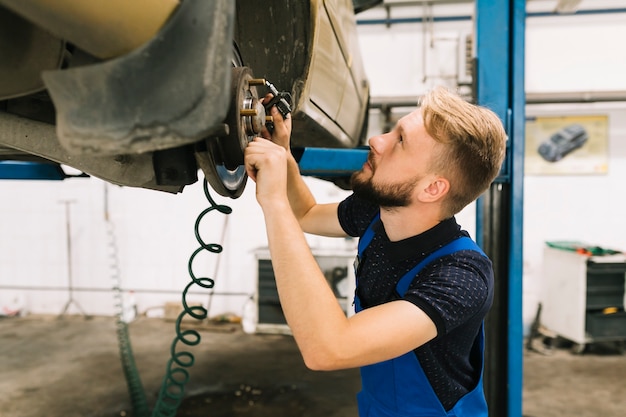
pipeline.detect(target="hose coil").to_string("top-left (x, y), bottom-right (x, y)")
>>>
top-left (151, 179), bottom-right (232, 416)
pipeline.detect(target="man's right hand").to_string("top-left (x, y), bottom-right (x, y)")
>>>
top-left (256, 94), bottom-right (346, 238)
top-left (244, 137), bottom-right (288, 207)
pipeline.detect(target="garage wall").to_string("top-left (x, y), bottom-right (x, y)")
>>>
top-left (1, 1), bottom-right (625, 332)
top-left (522, 102), bottom-right (626, 331)
top-left (0, 175), bottom-right (352, 319)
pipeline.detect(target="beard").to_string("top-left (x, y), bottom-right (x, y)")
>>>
top-left (350, 169), bottom-right (417, 208)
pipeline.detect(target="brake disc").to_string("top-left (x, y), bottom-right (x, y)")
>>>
top-left (197, 66), bottom-right (267, 198)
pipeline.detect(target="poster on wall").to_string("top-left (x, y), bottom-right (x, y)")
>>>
top-left (525, 115), bottom-right (609, 175)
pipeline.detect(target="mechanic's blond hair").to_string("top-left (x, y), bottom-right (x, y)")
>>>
top-left (420, 87), bottom-right (507, 219)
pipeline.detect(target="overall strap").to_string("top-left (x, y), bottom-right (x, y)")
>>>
top-left (354, 212), bottom-right (381, 313)
top-left (357, 212), bottom-right (380, 256)
top-left (396, 237), bottom-right (485, 297)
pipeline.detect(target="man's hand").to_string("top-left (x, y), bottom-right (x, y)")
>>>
top-left (261, 94), bottom-right (292, 151)
top-left (244, 137), bottom-right (289, 209)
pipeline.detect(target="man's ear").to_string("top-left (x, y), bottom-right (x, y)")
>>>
top-left (418, 176), bottom-right (450, 203)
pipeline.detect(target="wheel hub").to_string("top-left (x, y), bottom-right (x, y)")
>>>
top-left (197, 67), bottom-right (268, 198)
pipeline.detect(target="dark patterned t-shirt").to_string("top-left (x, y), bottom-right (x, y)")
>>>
top-left (338, 194), bottom-right (494, 411)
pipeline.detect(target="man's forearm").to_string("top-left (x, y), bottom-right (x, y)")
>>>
top-left (286, 152), bottom-right (317, 222)
top-left (285, 152), bottom-right (346, 237)
top-left (261, 200), bottom-right (349, 369)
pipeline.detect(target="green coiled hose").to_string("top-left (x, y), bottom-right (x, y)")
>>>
top-left (109, 179), bottom-right (232, 417)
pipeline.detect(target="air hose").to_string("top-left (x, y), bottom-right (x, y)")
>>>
top-left (107, 179), bottom-right (232, 417)
top-left (106, 189), bottom-right (150, 417)
top-left (151, 179), bottom-right (232, 416)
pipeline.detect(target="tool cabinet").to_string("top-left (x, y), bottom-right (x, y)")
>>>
top-left (541, 245), bottom-right (626, 352)
top-left (252, 248), bottom-right (355, 334)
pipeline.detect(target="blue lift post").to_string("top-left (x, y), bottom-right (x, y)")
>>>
top-left (475, 1), bottom-right (525, 417)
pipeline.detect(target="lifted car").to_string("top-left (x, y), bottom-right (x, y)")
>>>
top-left (0, 0), bottom-right (380, 197)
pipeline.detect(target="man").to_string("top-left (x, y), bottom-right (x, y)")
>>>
top-left (244, 86), bottom-right (507, 416)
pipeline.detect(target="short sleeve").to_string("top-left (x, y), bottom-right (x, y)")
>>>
top-left (337, 194), bottom-right (379, 237)
top-left (403, 251), bottom-right (493, 337)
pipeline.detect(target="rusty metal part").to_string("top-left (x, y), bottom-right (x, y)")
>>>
top-left (0, 0), bottom-right (179, 59)
top-left (241, 97), bottom-right (267, 136)
top-left (221, 66), bottom-right (265, 171)
top-left (0, 110), bottom-right (183, 192)
top-left (249, 78), bottom-right (267, 87)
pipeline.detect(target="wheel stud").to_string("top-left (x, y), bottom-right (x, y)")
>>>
top-left (248, 78), bottom-right (266, 86)
top-left (240, 108), bottom-right (257, 117)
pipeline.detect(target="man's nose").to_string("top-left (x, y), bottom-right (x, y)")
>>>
top-left (367, 134), bottom-right (387, 155)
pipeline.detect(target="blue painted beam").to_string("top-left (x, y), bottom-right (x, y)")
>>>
top-left (293, 147), bottom-right (369, 177)
top-left (0, 161), bottom-right (67, 180)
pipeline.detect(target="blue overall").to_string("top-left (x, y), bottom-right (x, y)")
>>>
top-left (354, 216), bottom-right (489, 417)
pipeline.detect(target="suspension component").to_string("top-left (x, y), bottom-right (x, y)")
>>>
top-left (197, 64), bottom-right (292, 198)
top-left (197, 67), bottom-right (265, 198)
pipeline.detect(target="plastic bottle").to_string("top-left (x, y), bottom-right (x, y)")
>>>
top-left (241, 296), bottom-right (257, 334)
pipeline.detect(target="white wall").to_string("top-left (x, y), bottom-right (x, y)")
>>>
top-left (0, 176), bottom-right (352, 318)
top-left (2, 1), bottom-right (625, 333)
top-left (356, 2), bottom-right (474, 97)
top-left (525, 1), bottom-right (626, 93)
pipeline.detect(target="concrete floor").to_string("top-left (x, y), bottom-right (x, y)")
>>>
top-left (1, 314), bottom-right (625, 417)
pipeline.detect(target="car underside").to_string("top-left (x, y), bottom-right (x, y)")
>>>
top-left (0, 0), bottom-right (380, 196)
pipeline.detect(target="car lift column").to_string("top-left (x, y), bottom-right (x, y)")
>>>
top-left (474, 1), bottom-right (525, 417)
